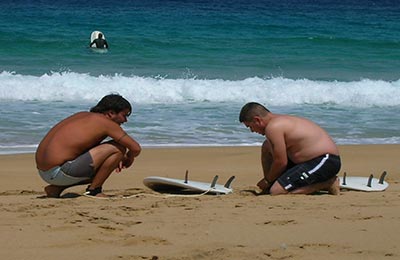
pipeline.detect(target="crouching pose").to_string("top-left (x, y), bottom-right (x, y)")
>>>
top-left (36, 94), bottom-right (141, 198)
top-left (239, 102), bottom-right (341, 195)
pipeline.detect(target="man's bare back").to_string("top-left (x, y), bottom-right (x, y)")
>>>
top-left (36, 112), bottom-right (128, 170)
top-left (266, 114), bottom-right (339, 163)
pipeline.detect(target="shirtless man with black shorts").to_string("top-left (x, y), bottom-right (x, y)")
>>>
top-left (35, 94), bottom-right (141, 198)
top-left (239, 102), bottom-right (341, 195)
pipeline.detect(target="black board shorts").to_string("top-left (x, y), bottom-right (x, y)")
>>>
top-left (277, 154), bottom-right (341, 192)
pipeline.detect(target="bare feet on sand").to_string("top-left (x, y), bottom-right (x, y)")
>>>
top-left (44, 185), bottom-right (66, 198)
top-left (327, 177), bottom-right (340, 195)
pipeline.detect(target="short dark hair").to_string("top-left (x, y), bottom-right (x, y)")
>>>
top-left (90, 94), bottom-right (132, 116)
top-left (239, 102), bottom-right (270, 123)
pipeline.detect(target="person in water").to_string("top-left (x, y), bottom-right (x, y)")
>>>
top-left (90, 33), bottom-right (108, 49)
top-left (35, 94), bottom-right (141, 198)
top-left (239, 102), bottom-right (341, 195)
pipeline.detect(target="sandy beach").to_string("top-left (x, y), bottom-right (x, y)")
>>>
top-left (0, 144), bottom-right (399, 260)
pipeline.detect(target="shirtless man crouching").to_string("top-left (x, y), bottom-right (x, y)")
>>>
top-left (239, 102), bottom-right (341, 195)
top-left (35, 94), bottom-right (141, 198)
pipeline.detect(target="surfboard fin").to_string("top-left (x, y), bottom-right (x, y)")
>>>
top-left (224, 176), bottom-right (235, 188)
top-left (379, 171), bottom-right (387, 184)
top-left (342, 172), bottom-right (347, 185)
top-left (210, 175), bottom-right (219, 188)
top-left (367, 174), bottom-right (373, 187)
top-left (184, 170), bottom-right (189, 184)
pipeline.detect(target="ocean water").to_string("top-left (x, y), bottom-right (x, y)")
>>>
top-left (0, 0), bottom-right (399, 154)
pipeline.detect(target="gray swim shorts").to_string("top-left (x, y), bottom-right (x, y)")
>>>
top-left (38, 151), bottom-right (95, 186)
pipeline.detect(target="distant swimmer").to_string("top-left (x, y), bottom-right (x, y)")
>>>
top-left (90, 32), bottom-right (109, 49)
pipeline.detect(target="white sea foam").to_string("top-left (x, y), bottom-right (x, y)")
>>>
top-left (1, 71), bottom-right (399, 107)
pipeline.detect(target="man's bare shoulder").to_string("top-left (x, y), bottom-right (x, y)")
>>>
top-left (266, 114), bottom-right (313, 136)
top-left (70, 111), bottom-right (107, 120)
top-left (271, 114), bottom-right (313, 125)
top-left (267, 114), bottom-right (294, 128)
top-left (64, 112), bottom-right (116, 127)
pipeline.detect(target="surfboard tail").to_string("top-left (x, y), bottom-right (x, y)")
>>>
top-left (339, 171), bottom-right (389, 192)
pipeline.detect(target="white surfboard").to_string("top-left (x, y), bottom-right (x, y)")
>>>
top-left (339, 171), bottom-right (389, 192)
top-left (143, 171), bottom-right (235, 195)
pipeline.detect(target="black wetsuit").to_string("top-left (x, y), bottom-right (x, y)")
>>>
top-left (90, 38), bottom-right (108, 49)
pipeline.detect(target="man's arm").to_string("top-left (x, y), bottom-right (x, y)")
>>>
top-left (263, 121), bottom-right (288, 183)
top-left (115, 132), bottom-right (141, 170)
top-left (116, 131), bottom-right (141, 157)
top-left (104, 120), bottom-right (142, 164)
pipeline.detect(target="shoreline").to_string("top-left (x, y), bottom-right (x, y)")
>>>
top-left (1, 144), bottom-right (399, 259)
top-left (1, 142), bottom-right (400, 156)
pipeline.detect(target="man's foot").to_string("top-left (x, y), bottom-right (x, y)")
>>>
top-left (83, 186), bottom-right (109, 199)
top-left (327, 177), bottom-right (340, 195)
top-left (44, 185), bottom-right (66, 198)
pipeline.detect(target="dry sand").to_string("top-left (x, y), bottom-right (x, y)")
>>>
top-left (0, 144), bottom-right (399, 259)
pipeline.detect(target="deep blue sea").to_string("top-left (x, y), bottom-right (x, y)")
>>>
top-left (1, 0), bottom-right (400, 154)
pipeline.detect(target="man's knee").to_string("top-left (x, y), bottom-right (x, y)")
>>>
top-left (269, 182), bottom-right (288, 195)
top-left (104, 140), bottom-right (126, 155)
top-left (261, 140), bottom-right (273, 160)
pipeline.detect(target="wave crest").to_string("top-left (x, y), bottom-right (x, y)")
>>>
top-left (0, 71), bottom-right (399, 107)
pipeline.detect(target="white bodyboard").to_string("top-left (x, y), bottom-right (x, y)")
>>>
top-left (339, 172), bottom-right (389, 192)
top-left (143, 172), bottom-right (235, 195)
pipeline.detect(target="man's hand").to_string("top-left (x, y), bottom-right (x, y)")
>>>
top-left (257, 178), bottom-right (272, 193)
top-left (115, 151), bottom-right (135, 173)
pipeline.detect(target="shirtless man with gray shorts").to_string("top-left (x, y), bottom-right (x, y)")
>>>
top-left (36, 94), bottom-right (141, 198)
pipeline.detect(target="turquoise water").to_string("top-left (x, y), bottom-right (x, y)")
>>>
top-left (2, 0), bottom-right (400, 80)
top-left (0, 0), bottom-right (400, 154)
